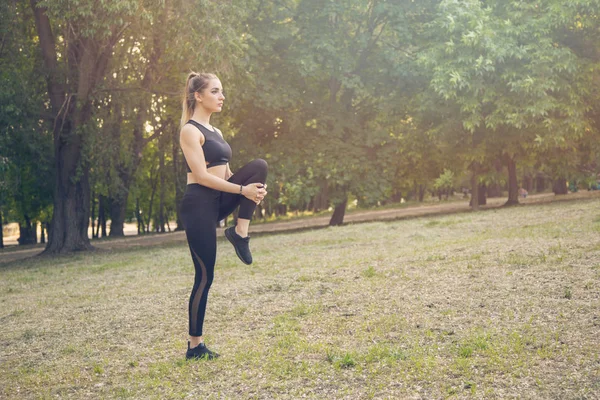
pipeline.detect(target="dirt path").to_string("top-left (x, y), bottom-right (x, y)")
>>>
top-left (2, 191), bottom-right (599, 265)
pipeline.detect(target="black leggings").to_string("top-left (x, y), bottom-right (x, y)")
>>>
top-left (180, 159), bottom-right (268, 336)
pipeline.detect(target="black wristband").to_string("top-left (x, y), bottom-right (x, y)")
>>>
top-left (239, 185), bottom-right (243, 195)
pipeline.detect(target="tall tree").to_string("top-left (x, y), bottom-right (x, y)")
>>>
top-left (543, 0), bottom-right (600, 192)
top-left (420, 0), bottom-right (588, 207)
top-left (1, 1), bottom-right (53, 246)
top-left (235, 0), bottom-right (432, 224)
top-left (31, 0), bottom-right (137, 252)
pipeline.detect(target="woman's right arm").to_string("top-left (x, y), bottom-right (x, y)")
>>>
top-left (180, 125), bottom-right (266, 200)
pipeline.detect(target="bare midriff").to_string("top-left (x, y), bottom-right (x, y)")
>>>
top-left (187, 164), bottom-right (227, 185)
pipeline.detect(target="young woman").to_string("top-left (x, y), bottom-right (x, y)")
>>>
top-left (179, 72), bottom-right (268, 360)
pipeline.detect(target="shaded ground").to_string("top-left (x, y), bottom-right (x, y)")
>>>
top-left (2, 191), bottom-right (598, 265)
top-left (0, 197), bottom-right (598, 399)
top-left (0, 191), bottom-right (600, 265)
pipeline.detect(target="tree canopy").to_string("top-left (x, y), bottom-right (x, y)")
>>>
top-left (2, 0), bottom-right (599, 248)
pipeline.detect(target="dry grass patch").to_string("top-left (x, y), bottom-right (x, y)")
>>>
top-left (1, 199), bottom-right (599, 399)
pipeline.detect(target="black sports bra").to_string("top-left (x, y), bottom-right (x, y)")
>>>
top-left (184, 120), bottom-right (232, 171)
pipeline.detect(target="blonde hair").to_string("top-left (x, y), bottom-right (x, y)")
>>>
top-left (180, 72), bottom-right (218, 129)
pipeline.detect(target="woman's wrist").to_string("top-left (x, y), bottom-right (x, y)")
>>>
top-left (239, 184), bottom-right (244, 195)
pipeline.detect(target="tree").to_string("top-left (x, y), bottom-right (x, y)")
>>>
top-left (433, 169), bottom-right (456, 200)
top-left (235, 0), bottom-right (432, 225)
top-left (420, 0), bottom-right (589, 207)
top-left (1, 1), bottom-right (53, 246)
top-left (545, 0), bottom-right (600, 193)
top-left (31, 0), bottom-right (140, 253)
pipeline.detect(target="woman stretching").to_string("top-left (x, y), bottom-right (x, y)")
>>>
top-left (179, 72), bottom-right (268, 360)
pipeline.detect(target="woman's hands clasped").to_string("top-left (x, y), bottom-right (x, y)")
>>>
top-left (242, 183), bottom-right (268, 204)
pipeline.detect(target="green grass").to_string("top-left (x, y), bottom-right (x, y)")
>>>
top-left (1, 199), bottom-right (599, 399)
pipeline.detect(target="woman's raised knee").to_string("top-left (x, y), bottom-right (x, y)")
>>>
top-left (252, 158), bottom-right (268, 172)
top-left (251, 159), bottom-right (268, 181)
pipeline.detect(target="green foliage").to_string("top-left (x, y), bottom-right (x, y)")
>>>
top-left (362, 265), bottom-right (376, 278)
top-left (422, 0), bottom-right (587, 134)
top-left (433, 169), bottom-right (456, 192)
top-left (0, 1), bottom-right (53, 228)
top-left (415, 0), bottom-right (598, 203)
top-left (4, 0), bottom-right (600, 237)
top-left (327, 351), bottom-right (357, 369)
top-left (232, 0), bottom-right (430, 216)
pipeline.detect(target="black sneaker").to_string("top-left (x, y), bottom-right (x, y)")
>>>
top-left (225, 226), bottom-right (253, 265)
top-left (185, 341), bottom-right (220, 360)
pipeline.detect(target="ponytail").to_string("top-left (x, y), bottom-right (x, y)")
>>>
top-left (180, 71), bottom-right (218, 129)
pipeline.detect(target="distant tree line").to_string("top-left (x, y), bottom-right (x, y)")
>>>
top-left (1, 0), bottom-right (599, 250)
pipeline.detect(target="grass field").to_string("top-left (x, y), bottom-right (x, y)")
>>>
top-left (1, 199), bottom-right (599, 399)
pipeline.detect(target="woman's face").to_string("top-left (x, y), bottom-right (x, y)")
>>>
top-left (196, 78), bottom-right (224, 113)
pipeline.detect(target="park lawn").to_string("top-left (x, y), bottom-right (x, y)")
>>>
top-left (1, 199), bottom-right (599, 399)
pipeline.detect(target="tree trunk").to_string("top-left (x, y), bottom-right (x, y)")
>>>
top-left (40, 221), bottom-right (46, 244)
top-left (96, 195), bottom-right (102, 238)
top-left (486, 183), bottom-right (502, 198)
top-left (313, 180), bottom-right (329, 212)
top-left (523, 175), bottom-right (533, 192)
top-left (476, 183), bottom-right (486, 205)
top-left (418, 185), bottom-right (426, 202)
top-left (553, 178), bottom-right (568, 195)
top-left (90, 191), bottom-right (96, 239)
top-left (94, 194), bottom-right (100, 238)
top-left (504, 154), bottom-right (519, 206)
top-left (535, 174), bottom-right (546, 193)
top-left (275, 204), bottom-right (282, 216)
top-left (136, 198), bottom-right (144, 234)
top-left (105, 105), bottom-right (127, 238)
top-left (98, 195), bottom-right (107, 238)
top-left (470, 173), bottom-right (480, 211)
top-left (109, 196), bottom-right (127, 236)
top-left (329, 197), bottom-right (347, 226)
top-left (469, 183), bottom-right (487, 206)
top-left (106, 10), bottom-right (168, 237)
top-left (44, 127), bottom-right (93, 252)
top-left (0, 210), bottom-right (3, 248)
top-left (158, 140), bottom-right (166, 233)
top-left (32, 1), bottom-right (116, 253)
top-left (18, 215), bottom-right (36, 245)
top-left (147, 170), bottom-right (158, 233)
top-left (101, 215), bottom-right (107, 238)
top-left (31, 219), bottom-right (37, 243)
